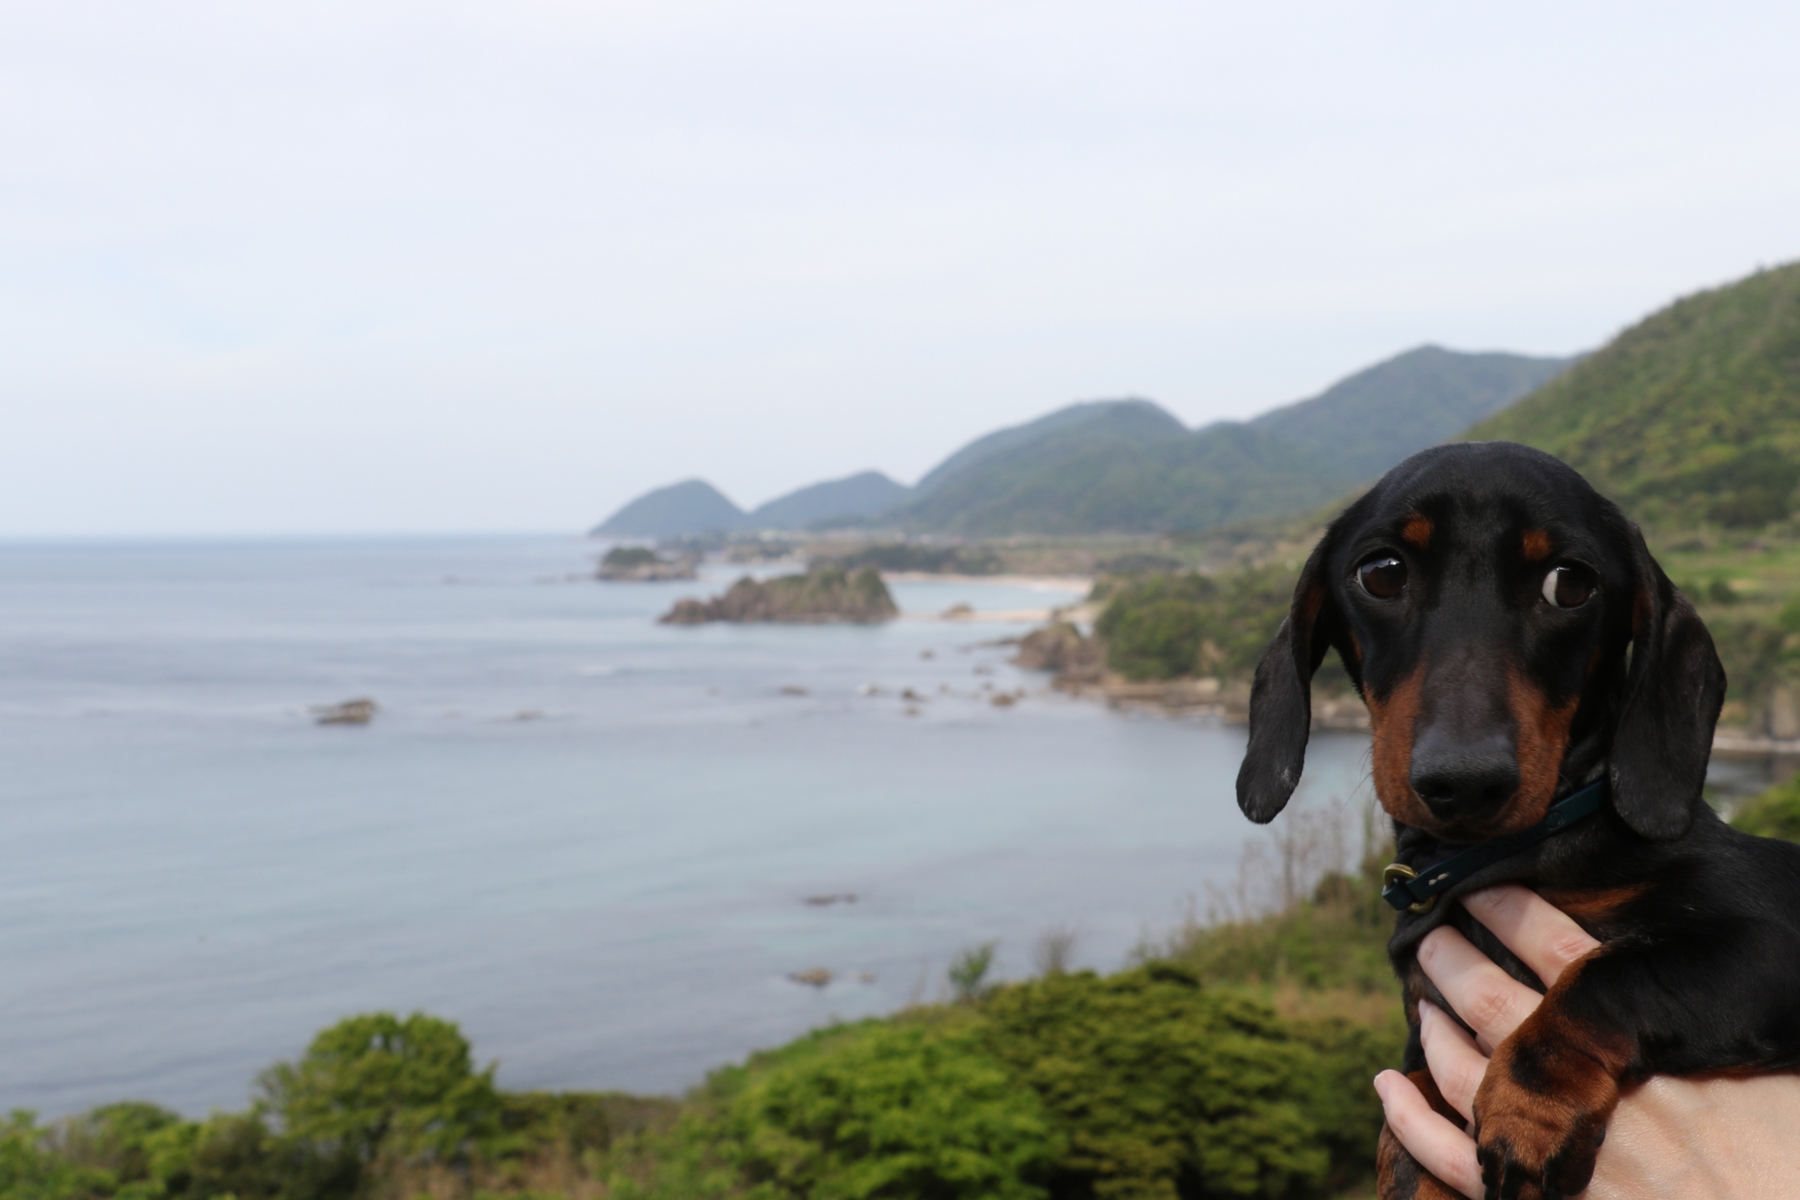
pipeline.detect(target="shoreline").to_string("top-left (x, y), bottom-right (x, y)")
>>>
top-left (880, 571), bottom-right (1094, 590)
top-left (901, 608), bottom-right (1062, 623)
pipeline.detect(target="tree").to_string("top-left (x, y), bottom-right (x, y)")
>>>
top-left (260, 1013), bottom-right (501, 1175)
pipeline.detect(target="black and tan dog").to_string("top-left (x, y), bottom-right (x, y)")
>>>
top-left (1237, 441), bottom-right (1800, 1200)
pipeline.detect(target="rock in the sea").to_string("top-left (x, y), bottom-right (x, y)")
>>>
top-left (1011, 622), bottom-right (1104, 678)
top-left (597, 546), bottom-right (697, 581)
top-left (659, 566), bottom-right (898, 625)
top-left (313, 698), bottom-right (378, 725)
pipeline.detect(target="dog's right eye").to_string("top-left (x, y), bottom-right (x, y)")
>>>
top-left (1357, 555), bottom-right (1407, 600)
top-left (1542, 565), bottom-right (1597, 609)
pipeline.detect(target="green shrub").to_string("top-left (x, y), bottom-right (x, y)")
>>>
top-left (721, 1021), bottom-right (1058, 1200)
top-left (1730, 776), bottom-right (1800, 841)
top-left (1, 1111), bottom-right (91, 1200)
top-left (979, 965), bottom-right (1388, 1198)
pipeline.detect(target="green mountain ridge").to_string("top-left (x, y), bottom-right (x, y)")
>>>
top-left (1251, 345), bottom-right (1572, 481)
top-left (884, 345), bottom-right (1572, 536)
top-left (595, 345), bottom-right (1572, 538)
top-left (889, 413), bottom-right (1345, 535)
top-left (747, 469), bottom-right (910, 529)
top-left (909, 398), bottom-right (1184, 494)
top-left (1471, 262), bottom-right (1800, 527)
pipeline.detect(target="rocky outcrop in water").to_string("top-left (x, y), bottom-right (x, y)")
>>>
top-left (1012, 622), bottom-right (1104, 682)
top-left (313, 698), bottom-right (378, 725)
top-left (659, 566), bottom-right (898, 625)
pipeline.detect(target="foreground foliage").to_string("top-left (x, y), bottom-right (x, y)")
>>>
top-left (605, 963), bottom-right (1395, 1200)
top-left (3, 879), bottom-right (1405, 1200)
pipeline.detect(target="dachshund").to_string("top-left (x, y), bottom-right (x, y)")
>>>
top-left (1236, 441), bottom-right (1800, 1200)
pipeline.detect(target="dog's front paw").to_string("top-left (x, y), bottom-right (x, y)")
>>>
top-left (1473, 1102), bottom-right (1604, 1200)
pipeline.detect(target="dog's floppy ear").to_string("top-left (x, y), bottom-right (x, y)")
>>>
top-left (1610, 527), bottom-right (1726, 839)
top-left (1236, 534), bottom-right (1343, 824)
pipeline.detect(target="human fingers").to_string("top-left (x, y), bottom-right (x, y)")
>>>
top-left (1418, 999), bottom-right (1486, 1123)
top-left (1459, 884), bottom-right (1601, 987)
top-left (1416, 924), bottom-right (1543, 1054)
top-left (1373, 1070), bottom-right (1482, 1199)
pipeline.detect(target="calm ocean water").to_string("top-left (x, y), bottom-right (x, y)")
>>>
top-left (0, 536), bottom-right (1386, 1116)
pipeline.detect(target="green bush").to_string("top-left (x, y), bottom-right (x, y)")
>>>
top-left (979, 965), bottom-right (1387, 1199)
top-left (1730, 776), bottom-right (1800, 841)
top-left (1, 1111), bottom-right (91, 1200)
top-left (721, 1021), bottom-right (1058, 1200)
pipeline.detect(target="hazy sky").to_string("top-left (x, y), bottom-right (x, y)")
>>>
top-left (5, 1), bottom-right (1798, 536)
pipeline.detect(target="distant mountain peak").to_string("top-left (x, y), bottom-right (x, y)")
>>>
top-left (1248, 345), bottom-right (1572, 481)
top-left (912, 398), bottom-right (1186, 495)
top-left (593, 479), bottom-right (744, 537)
top-left (748, 470), bottom-right (911, 530)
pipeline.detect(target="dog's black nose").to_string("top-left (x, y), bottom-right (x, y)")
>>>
top-left (1409, 726), bottom-right (1519, 821)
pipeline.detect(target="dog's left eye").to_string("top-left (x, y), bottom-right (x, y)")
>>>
top-left (1542, 566), bottom-right (1596, 609)
top-left (1357, 555), bottom-right (1407, 599)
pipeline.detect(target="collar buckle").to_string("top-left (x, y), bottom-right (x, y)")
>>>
top-left (1381, 862), bottom-right (1436, 914)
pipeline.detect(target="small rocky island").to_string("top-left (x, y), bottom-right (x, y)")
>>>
top-left (660, 566), bottom-right (898, 624)
top-left (598, 546), bottom-right (697, 581)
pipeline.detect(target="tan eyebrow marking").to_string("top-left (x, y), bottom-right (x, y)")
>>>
top-left (1522, 529), bottom-right (1552, 562)
top-left (1401, 514), bottom-right (1433, 548)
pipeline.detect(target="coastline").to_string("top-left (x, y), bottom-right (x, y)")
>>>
top-left (880, 571), bottom-right (1095, 590)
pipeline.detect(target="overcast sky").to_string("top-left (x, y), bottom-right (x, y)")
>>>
top-left (4, 1), bottom-right (1797, 536)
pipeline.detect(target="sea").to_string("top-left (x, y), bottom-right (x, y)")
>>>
top-left (0, 536), bottom-right (1773, 1119)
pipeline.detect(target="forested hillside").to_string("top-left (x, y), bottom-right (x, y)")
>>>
top-left (887, 404), bottom-right (1343, 535)
top-left (1473, 263), bottom-right (1800, 528)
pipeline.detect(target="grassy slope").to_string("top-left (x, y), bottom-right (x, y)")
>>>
top-left (1472, 263), bottom-right (1800, 528)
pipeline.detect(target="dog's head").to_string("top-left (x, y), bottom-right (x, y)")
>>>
top-left (1237, 441), bottom-right (1725, 843)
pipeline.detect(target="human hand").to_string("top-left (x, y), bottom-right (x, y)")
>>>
top-left (1373, 884), bottom-right (1800, 1198)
